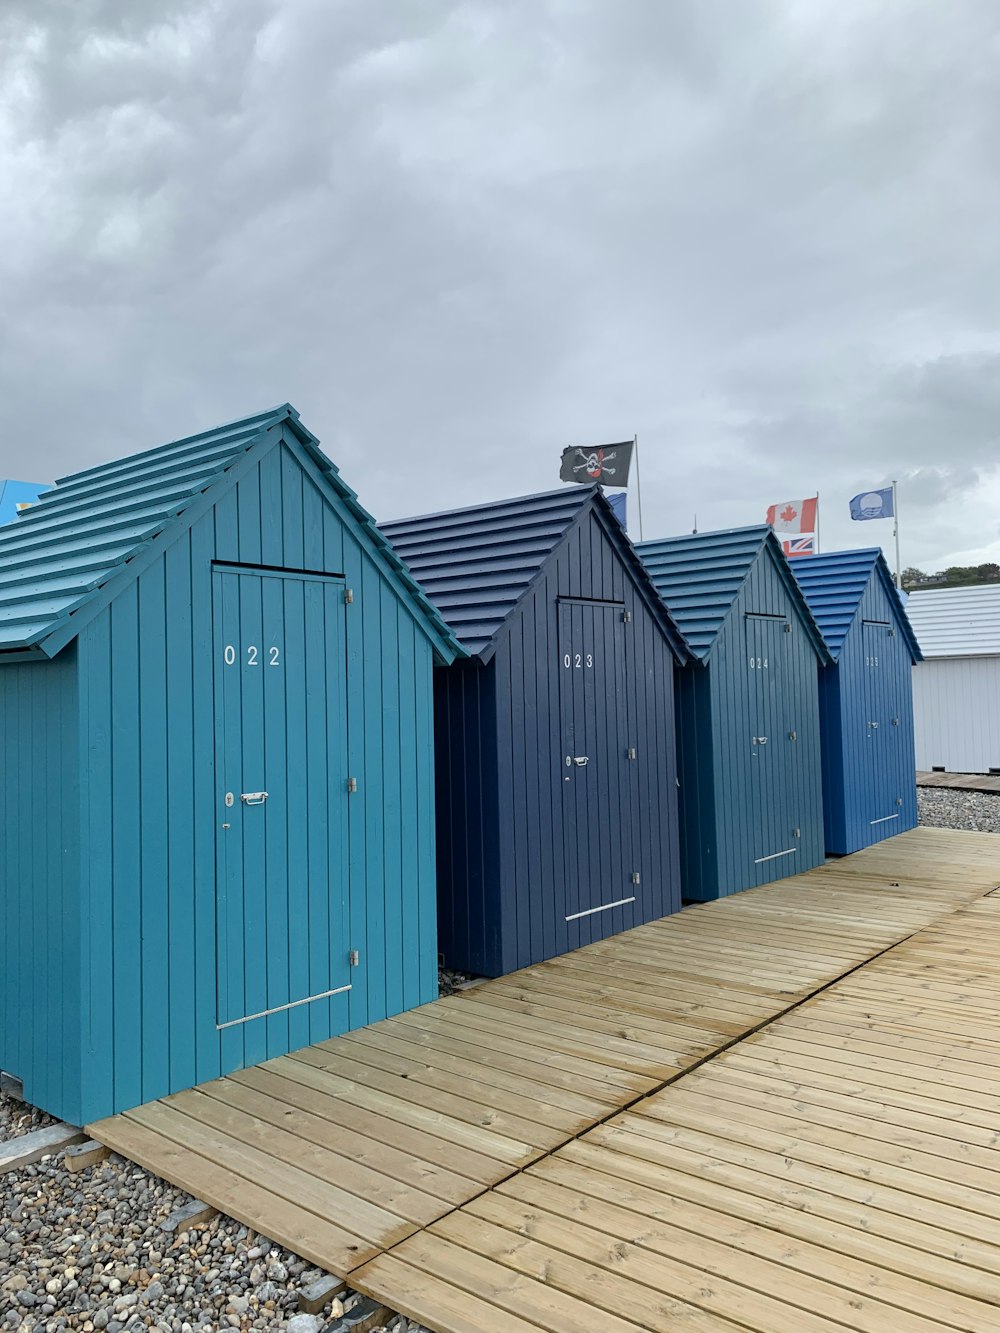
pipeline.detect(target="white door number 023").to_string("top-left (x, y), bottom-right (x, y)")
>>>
top-left (224, 644), bottom-right (281, 666)
top-left (563, 652), bottom-right (594, 669)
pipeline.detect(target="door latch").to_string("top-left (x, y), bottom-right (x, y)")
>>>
top-left (240, 791), bottom-right (268, 805)
top-left (572, 756), bottom-right (589, 767)
top-left (753, 736), bottom-right (768, 746)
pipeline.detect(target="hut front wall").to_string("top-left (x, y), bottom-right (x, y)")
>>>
top-left (822, 576), bottom-right (917, 854)
top-left (484, 509), bottom-right (681, 977)
top-left (75, 434), bottom-right (439, 1122)
top-left (913, 655), bottom-right (1000, 773)
top-left (701, 552), bottom-right (825, 898)
top-left (0, 648), bottom-right (82, 1121)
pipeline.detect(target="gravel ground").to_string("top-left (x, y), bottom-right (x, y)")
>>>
top-left (918, 787), bottom-right (1000, 833)
top-left (437, 966), bottom-right (478, 996)
top-left (0, 1093), bottom-right (429, 1333)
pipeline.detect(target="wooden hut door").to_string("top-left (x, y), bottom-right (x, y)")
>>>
top-left (558, 598), bottom-right (635, 922)
top-left (746, 614), bottom-right (800, 873)
top-left (862, 619), bottom-right (900, 828)
top-left (213, 565), bottom-right (351, 1030)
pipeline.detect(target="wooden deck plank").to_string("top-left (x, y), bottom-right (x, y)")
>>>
top-left (86, 825), bottom-right (1000, 1312)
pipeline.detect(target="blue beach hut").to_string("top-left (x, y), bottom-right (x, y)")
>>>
top-left (0, 405), bottom-right (462, 1124)
top-left (637, 526), bottom-right (831, 900)
top-left (793, 548), bottom-right (921, 854)
top-left (382, 486), bottom-right (690, 978)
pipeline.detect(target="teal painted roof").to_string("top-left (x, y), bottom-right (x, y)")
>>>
top-left (636, 524), bottom-right (830, 663)
top-left (0, 405), bottom-right (463, 662)
top-left (792, 547), bottom-right (922, 662)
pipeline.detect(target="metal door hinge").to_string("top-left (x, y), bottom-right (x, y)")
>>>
top-left (349, 949), bottom-right (360, 966)
top-left (622, 610), bottom-right (632, 623)
top-left (347, 776), bottom-right (358, 793)
top-left (896, 797), bottom-right (903, 806)
top-left (793, 827), bottom-right (801, 837)
top-left (344, 588), bottom-right (354, 604)
top-left (891, 717), bottom-right (899, 726)
top-left (631, 871), bottom-right (641, 886)
top-left (788, 730), bottom-right (797, 741)
top-left (627, 746), bottom-right (637, 760)
top-left (889, 627), bottom-right (896, 637)
top-left (784, 623), bottom-right (791, 633)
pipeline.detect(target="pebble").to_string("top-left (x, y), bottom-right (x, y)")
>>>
top-left (918, 787), bottom-right (1000, 833)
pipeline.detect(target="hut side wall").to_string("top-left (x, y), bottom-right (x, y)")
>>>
top-left (674, 663), bottom-right (717, 902)
top-left (434, 659), bottom-right (502, 976)
top-left (485, 509), bottom-right (681, 976)
top-left (75, 433), bottom-right (439, 1122)
top-left (825, 574), bottom-right (918, 854)
top-left (0, 649), bottom-right (82, 1122)
top-left (913, 656), bottom-right (1000, 773)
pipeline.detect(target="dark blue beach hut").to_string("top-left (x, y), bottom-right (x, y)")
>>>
top-left (0, 405), bottom-right (461, 1125)
top-left (637, 526), bottom-right (830, 900)
top-left (381, 487), bottom-right (690, 978)
top-left (793, 548), bottom-right (921, 854)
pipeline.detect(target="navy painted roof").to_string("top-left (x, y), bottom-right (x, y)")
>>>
top-left (381, 486), bottom-right (690, 663)
top-left (792, 547), bottom-right (922, 662)
top-left (0, 405), bottom-right (463, 662)
top-left (636, 524), bottom-right (830, 663)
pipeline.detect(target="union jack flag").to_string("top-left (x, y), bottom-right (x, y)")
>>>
top-left (782, 535), bottom-right (816, 558)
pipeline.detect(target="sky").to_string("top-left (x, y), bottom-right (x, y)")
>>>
top-left (2, 0), bottom-right (999, 572)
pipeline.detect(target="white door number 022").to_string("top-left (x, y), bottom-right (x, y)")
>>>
top-left (224, 644), bottom-right (281, 666)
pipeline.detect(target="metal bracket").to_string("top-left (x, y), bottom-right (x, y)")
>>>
top-left (627, 746), bottom-right (637, 761)
top-left (622, 610), bottom-right (632, 623)
top-left (344, 588), bottom-right (354, 605)
top-left (349, 949), bottom-right (360, 966)
top-left (347, 777), bottom-right (358, 793)
top-left (631, 871), bottom-right (641, 886)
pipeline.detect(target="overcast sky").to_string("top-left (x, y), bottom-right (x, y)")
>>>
top-left (2, 1), bottom-right (999, 570)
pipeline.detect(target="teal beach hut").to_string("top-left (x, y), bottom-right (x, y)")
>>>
top-left (637, 526), bottom-right (831, 900)
top-left (0, 405), bottom-right (461, 1124)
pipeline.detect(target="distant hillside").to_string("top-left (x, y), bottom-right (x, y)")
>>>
top-left (902, 563), bottom-right (1000, 591)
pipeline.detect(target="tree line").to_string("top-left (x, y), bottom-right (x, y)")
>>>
top-left (901, 563), bottom-right (1000, 590)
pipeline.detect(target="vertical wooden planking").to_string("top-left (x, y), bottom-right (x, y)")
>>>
top-left (109, 584), bottom-right (143, 1112)
top-left (396, 608), bottom-right (420, 1011)
top-left (281, 573), bottom-right (312, 1054)
top-left (413, 641), bottom-right (438, 1004)
top-left (262, 571), bottom-right (291, 1059)
top-left (361, 555), bottom-right (387, 1021)
top-left (164, 538), bottom-right (197, 1097)
top-left (379, 593), bottom-right (403, 1019)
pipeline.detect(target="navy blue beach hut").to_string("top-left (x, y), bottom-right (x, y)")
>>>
top-left (0, 405), bottom-right (461, 1125)
top-left (793, 548), bottom-right (921, 854)
top-left (638, 526), bottom-right (830, 900)
top-left (381, 487), bottom-right (690, 978)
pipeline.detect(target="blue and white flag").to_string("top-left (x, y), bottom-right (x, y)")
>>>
top-left (849, 487), bottom-right (894, 521)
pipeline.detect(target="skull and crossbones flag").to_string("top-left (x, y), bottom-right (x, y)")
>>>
top-left (559, 440), bottom-right (634, 487)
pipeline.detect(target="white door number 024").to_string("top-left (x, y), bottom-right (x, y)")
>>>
top-left (224, 644), bottom-right (281, 666)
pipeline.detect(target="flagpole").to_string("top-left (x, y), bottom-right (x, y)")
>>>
top-left (632, 433), bottom-right (644, 541)
top-left (814, 493), bottom-right (820, 554)
top-left (892, 479), bottom-right (901, 588)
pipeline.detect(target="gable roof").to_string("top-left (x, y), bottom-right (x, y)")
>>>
top-left (0, 404), bottom-right (463, 663)
top-left (380, 485), bottom-right (690, 664)
top-left (905, 583), bottom-right (1000, 658)
top-left (636, 524), bottom-right (830, 664)
top-left (791, 547), bottom-right (922, 662)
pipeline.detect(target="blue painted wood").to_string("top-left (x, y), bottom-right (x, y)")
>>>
top-left (639, 528), bottom-right (828, 901)
top-left (0, 412), bottom-right (451, 1125)
top-left (386, 491), bottom-right (686, 978)
top-left (795, 550), bottom-right (919, 855)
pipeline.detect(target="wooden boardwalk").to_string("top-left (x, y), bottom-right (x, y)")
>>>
top-left (918, 769), bottom-right (1000, 793)
top-left (355, 868), bottom-right (1000, 1332)
top-left (89, 826), bottom-right (1000, 1292)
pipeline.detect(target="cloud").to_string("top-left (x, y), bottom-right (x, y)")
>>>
top-left (1, 1), bottom-right (999, 571)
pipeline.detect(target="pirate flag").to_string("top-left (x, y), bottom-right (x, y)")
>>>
top-left (559, 440), bottom-right (634, 487)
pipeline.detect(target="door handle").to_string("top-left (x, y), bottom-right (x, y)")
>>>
top-left (240, 791), bottom-right (268, 805)
top-left (573, 756), bottom-right (589, 767)
top-left (753, 736), bottom-right (768, 745)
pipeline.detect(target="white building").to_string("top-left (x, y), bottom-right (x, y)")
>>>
top-left (906, 584), bottom-right (1000, 773)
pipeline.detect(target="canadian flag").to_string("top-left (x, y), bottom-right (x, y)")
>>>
top-left (766, 497), bottom-right (818, 534)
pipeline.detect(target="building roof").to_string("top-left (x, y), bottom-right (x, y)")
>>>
top-left (0, 405), bottom-right (463, 663)
top-left (792, 547), bottom-right (922, 662)
top-left (380, 485), bottom-right (690, 664)
top-left (905, 582), bottom-right (1000, 658)
top-left (636, 524), bottom-right (830, 663)
top-left (0, 480), bottom-right (46, 527)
